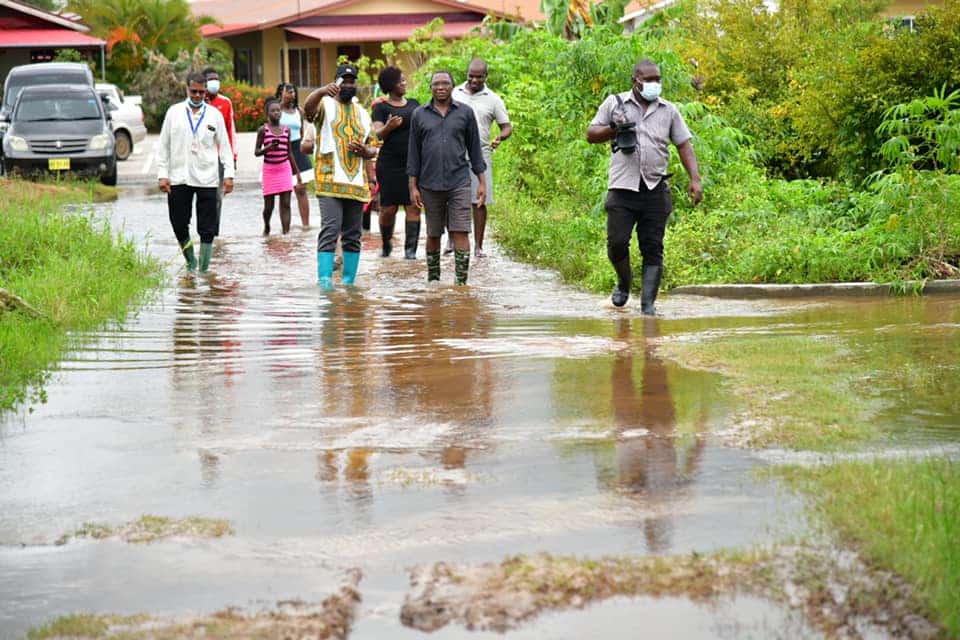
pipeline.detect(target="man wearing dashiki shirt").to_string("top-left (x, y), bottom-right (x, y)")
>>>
top-left (303, 63), bottom-right (377, 290)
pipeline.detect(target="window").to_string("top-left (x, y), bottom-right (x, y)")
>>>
top-left (280, 48), bottom-right (320, 88)
top-left (336, 45), bottom-right (361, 62)
top-left (234, 49), bottom-right (253, 84)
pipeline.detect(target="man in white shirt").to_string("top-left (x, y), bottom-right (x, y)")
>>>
top-left (157, 72), bottom-right (235, 273)
top-left (450, 58), bottom-right (512, 258)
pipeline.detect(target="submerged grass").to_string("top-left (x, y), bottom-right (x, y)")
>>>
top-left (657, 334), bottom-right (880, 450)
top-left (56, 515), bottom-right (234, 545)
top-left (781, 458), bottom-right (960, 637)
top-left (27, 571), bottom-right (362, 639)
top-left (0, 179), bottom-right (162, 411)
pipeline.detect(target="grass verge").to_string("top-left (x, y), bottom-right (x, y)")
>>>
top-left (0, 179), bottom-right (162, 411)
top-left (780, 457), bottom-right (960, 637)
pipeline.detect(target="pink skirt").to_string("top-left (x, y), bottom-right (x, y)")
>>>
top-left (262, 160), bottom-right (294, 197)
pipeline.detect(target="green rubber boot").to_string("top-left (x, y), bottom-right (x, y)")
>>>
top-left (426, 250), bottom-right (441, 282)
top-left (180, 240), bottom-right (197, 272)
top-left (198, 242), bottom-right (213, 273)
top-left (454, 249), bottom-right (470, 285)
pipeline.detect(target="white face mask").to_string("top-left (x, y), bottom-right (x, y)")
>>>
top-left (640, 81), bottom-right (662, 102)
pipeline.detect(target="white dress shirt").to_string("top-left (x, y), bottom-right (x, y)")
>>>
top-left (157, 100), bottom-right (235, 187)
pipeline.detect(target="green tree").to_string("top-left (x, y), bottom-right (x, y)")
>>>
top-left (67, 0), bottom-right (220, 83)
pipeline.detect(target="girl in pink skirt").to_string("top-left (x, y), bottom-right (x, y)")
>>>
top-left (255, 98), bottom-right (302, 234)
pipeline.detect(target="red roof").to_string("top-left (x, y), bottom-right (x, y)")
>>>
top-left (285, 20), bottom-right (480, 42)
top-left (0, 28), bottom-right (105, 47)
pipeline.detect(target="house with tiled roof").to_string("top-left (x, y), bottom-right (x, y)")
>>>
top-left (192, 0), bottom-right (546, 89)
top-left (0, 0), bottom-right (106, 81)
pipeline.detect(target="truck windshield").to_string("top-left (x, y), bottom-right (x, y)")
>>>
top-left (15, 95), bottom-right (102, 121)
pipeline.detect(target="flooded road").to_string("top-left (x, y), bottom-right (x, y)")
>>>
top-left (1, 187), bottom-right (958, 638)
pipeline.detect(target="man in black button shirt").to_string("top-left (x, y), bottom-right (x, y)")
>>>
top-left (408, 70), bottom-right (486, 285)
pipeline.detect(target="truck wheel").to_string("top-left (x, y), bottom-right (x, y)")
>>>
top-left (114, 130), bottom-right (132, 161)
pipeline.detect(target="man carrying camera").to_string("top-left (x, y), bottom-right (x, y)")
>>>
top-left (586, 59), bottom-right (702, 314)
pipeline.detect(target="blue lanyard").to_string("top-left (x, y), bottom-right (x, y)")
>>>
top-left (186, 105), bottom-right (206, 136)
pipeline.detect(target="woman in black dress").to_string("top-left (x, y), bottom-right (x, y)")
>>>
top-left (372, 67), bottom-right (421, 258)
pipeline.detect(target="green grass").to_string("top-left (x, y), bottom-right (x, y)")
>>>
top-left (0, 179), bottom-right (162, 411)
top-left (781, 458), bottom-right (960, 637)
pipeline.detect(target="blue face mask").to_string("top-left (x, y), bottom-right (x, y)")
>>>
top-left (640, 81), bottom-right (662, 102)
top-left (188, 96), bottom-right (204, 108)
top-left (206, 79), bottom-right (220, 95)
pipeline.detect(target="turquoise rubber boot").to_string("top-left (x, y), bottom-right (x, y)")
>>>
top-left (341, 251), bottom-right (360, 285)
top-left (317, 251), bottom-right (335, 290)
top-left (198, 242), bottom-right (213, 273)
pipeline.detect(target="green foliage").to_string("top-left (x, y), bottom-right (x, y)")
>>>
top-left (0, 181), bottom-right (162, 412)
top-left (53, 48), bottom-right (86, 63)
top-left (668, 0), bottom-right (960, 180)
top-left (878, 86), bottom-right (960, 173)
top-left (221, 82), bottom-right (275, 132)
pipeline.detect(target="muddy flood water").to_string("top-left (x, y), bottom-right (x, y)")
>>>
top-left (2, 187), bottom-right (958, 639)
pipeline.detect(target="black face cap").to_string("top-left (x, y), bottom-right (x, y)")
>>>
top-left (336, 63), bottom-right (358, 80)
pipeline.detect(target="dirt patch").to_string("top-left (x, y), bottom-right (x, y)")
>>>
top-left (27, 570), bottom-right (362, 639)
top-left (55, 515), bottom-right (233, 545)
top-left (400, 547), bottom-right (941, 638)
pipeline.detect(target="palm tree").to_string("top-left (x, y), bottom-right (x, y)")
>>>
top-left (68, 0), bottom-right (217, 78)
top-left (540, 0), bottom-right (631, 39)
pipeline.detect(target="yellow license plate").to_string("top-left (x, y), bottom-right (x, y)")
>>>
top-left (48, 158), bottom-right (70, 171)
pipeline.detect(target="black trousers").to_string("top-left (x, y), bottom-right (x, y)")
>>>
top-left (168, 185), bottom-right (218, 245)
top-left (604, 182), bottom-right (672, 267)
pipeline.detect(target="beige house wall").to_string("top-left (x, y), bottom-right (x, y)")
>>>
top-left (881, 0), bottom-right (944, 16)
top-left (262, 27), bottom-right (287, 88)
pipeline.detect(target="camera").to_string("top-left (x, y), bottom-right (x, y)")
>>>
top-left (611, 122), bottom-right (637, 155)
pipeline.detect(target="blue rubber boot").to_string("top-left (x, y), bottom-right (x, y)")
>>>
top-left (317, 251), bottom-right (335, 290)
top-left (341, 251), bottom-right (360, 286)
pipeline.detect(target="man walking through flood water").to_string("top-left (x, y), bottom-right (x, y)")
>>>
top-left (451, 58), bottom-right (511, 258)
top-left (157, 71), bottom-right (235, 273)
top-left (586, 58), bottom-right (702, 314)
top-left (408, 70), bottom-right (486, 286)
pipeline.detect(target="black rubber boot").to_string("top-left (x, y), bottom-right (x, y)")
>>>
top-left (404, 220), bottom-right (420, 259)
top-left (611, 257), bottom-right (631, 307)
top-left (641, 265), bottom-right (663, 316)
top-left (380, 220), bottom-right (395, 257)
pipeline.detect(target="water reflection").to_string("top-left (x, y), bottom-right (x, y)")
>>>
top-left (607, 318), bottom-right (706, 553)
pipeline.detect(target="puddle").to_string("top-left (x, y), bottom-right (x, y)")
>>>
top-left (1, 189), bottom-right (957, 638)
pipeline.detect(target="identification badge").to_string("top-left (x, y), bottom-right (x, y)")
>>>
top-left (191, 139), bottom-right (200, 154)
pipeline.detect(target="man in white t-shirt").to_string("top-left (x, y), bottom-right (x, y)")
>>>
top-left (157, 71), bottom-right (235, 273)
top-left (450, 58), bottom-right (512, 258)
